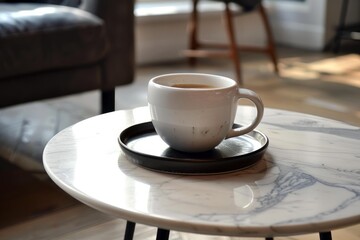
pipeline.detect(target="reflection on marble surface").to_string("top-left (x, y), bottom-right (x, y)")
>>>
top-left (43, 107), bottom-right (360, 237)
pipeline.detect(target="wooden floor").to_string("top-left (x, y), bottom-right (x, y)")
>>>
top-left (0, 45), bottom-right (359, 239)
top-left (0, 204), bottom-right (359, 240)
top-left (0, 160), bottom-right (78, 229)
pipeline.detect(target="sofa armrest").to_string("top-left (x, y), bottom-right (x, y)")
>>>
top-left (81, 0), bottom-right (135, 89)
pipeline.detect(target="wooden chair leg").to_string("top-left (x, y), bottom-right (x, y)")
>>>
top-left (188, 0), bottom-right (199, 66)
top-left (186, 1), bottom-right (277, 85)
top-left (224, 3), bottom-right (242, 86)
top-left (258, 3), bottom-right (279, 74)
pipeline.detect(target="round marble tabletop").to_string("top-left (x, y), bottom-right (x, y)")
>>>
top-left (43, 107), bottom-right (360, 237)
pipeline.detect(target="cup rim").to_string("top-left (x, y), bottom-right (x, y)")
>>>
top-left (149, 73), bottom-right (237, 91)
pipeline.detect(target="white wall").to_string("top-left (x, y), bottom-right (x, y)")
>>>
top-left (135, 2), bottom-right (266, 65)
top-left (135, 0), bottom-right (360, 65)
top-left (265, 0), bottom-right (327, 49)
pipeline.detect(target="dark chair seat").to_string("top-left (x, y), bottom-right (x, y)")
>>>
top-left (212, 0), bottom-right (261, 11)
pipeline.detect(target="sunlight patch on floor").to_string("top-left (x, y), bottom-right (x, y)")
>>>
top-left (279, 65), bottom-right (319, 80)
top-left (280, 54), bottom-right (360, 88)
top-left (305, 54), bottom-right (360, 74)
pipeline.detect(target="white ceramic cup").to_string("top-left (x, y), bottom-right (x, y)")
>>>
top-left (147, 73), bottom-right (264, 152)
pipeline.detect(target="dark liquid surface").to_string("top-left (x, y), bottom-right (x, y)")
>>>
top-left (171, 83), bottom-right (215, 89)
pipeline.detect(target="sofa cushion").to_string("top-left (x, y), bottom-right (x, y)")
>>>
top-left (1, 0), bottom-right (82, 7)
top-left (0, 3), bottom-right (109, 79)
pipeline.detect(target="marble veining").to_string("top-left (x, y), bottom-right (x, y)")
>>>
top-left (43, 107), bottom-right (360, 237)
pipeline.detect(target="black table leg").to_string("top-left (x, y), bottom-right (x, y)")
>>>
top-left (124, 221), bottom-right (136, 240)
top-left (319, 231), bottom-right (332, 240)
top-left (265, 237), bottom-right (274, 240)
top-left (156, 228), bottom-right (170, 240)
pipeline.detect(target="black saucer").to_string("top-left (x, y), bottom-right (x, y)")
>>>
top-left (118, 122), bottom-right (269, 175)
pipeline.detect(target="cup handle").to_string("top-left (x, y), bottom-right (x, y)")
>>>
top-left (226, 88), bottom-right (264, 138)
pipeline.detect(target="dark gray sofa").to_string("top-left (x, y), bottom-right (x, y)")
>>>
top-left (0, 0), bottom-right (135, 113)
